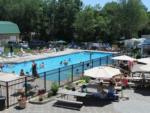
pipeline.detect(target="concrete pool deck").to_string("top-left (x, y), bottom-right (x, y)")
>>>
top-left (3, 89), bottom-right (150, 113)
top-left (0, 49), bottom-right (81, 64)
top-left (0, 49), bottom-right (117, 64)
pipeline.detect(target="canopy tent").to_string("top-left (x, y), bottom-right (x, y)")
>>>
top-left (112, 55), bottom-right (136, 61)
top-left (132, 64), bottom-right (150, 73)
top-left (137, 57), bottom-right (150, 64)
top-left (84, 66), bottom-right (121, 79)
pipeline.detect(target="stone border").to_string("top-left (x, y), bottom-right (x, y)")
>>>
top-left (29, 93), bottom-right (60, 105)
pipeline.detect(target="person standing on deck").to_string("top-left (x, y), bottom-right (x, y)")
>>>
top-left (32, 61), bottom-right (38, 78)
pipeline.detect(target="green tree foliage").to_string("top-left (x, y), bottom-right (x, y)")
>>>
top-left (48, 0), bottom-right (82, 41)
top-left (101, 2), bottom-right (121, 43)
top-left (73, 6), bottom-right (106, 42)
top-left (140, 12), bottom-right (150, 35)
top-left (0, 0), bottom-right (149, 43)
top-left (118, 0), bottom-right (148, 39)
top-left (0, 0), bottom-right (44, 40)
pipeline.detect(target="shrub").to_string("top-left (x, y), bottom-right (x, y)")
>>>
top-left (51, 82), bottom-right (59, 95)
top-left (81, 76), bottom-right (90, 83)
top-left (47, 91), bottom-right (53, 98)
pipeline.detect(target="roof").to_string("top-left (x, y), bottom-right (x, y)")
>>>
top-left (0, 21), bottom-right (20, 34)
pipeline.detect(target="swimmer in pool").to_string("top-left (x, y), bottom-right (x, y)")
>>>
top-left (64, 60), bottom-right (68, 65)
top-left (60, 61), bottom-right (63, 65)
top-left (40, 62), bottom-right (45, 68)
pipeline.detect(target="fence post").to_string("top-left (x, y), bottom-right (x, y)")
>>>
top-left (44, 72), bottom-right (46, 91)
top-left (112, 54), bottom-right (114, 65)
top-left (25, 77), bottom-right (27, 97)
top-left (106, 56), bottom-right (109, 65)
top-left (6, 82), bottom-right (9, 108)
top-left (99, 58), bottom-right (101, 66)
top-left (91, 60), bottom-right (93, 68)
top-left (58, 68), bottom-right (61, 86)
top-left (71, 65), bottom-right (73, 82)
top-left (82, 62), bottom-right (84, 76)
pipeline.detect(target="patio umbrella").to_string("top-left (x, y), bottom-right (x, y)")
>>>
top-left (137, 57), bottom-right (150, 64)
top-left (132, 64), bottom-right (150, 72)
top-left (112, 55), bottom-right (136, 61)
top-left (84, 66), bottom-right (121, 79)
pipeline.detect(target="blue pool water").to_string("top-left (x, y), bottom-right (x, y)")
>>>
top-left (2, 51), bottom-right (112, 79)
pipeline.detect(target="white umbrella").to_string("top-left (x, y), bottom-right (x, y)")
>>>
top-left (112, 55), bottom-right (136, 61)
top-left (84, 66), bottom-right (121, 79)
top-left (132, 64), bottom-right (150, 72)
top-left (137, 57), bottom-right (150, 64)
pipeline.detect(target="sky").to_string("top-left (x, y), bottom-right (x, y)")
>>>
top-left (82, 0), bottom-right (150, 11)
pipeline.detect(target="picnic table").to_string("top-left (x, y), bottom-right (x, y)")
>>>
top-left (58, 89), bottom-right (87, 97)
top-left (54, 89), bottom-right (87, 110)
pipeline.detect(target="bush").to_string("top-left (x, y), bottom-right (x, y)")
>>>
top-left (65, 85), bottom-right (72, 90)
top-left (51, 82), bottom-right (59, 96)
top-left (81, 76), bottom-right (90, 83)
top-left (47, 91), bottom-right (53, 98)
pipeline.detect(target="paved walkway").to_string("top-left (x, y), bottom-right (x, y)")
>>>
top-left (3, 89), bottom-right (150, 113)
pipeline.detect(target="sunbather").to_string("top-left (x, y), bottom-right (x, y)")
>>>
top-left (96, 82), bottom-right (107, 99)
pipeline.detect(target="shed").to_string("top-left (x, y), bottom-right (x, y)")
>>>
top-left (0, 21), bottom-right (20, 44)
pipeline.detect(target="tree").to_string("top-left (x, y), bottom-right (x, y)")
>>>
top-left (46, 0), bottom-right (82, 41)
top-left (101, 2), bottom-right (121, 43)
top-left (140, 12), bottom-right (150, 35)
top-left (118, 0), bottom-right (148, 39)
top-left (73, 6), bottom-right (107, 42)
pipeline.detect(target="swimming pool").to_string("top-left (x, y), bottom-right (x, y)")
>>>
top-left (2, 51), bottom-right (112, 79)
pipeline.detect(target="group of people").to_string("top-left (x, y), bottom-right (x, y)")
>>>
top-left (93, 80), bottom-right (117, 99)
top-left (0, 63), bottom-right (4, 72)
top-left (119, 60), bottom-right (134, 72)
top-left (60, 58), bottom-right (71, 66)
top-left (19, 61), bottom-right (44, 78)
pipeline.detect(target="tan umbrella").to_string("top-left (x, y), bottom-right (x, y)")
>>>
top-left (112, 55), bottom-right (136, 61)
top-left (137, 57), bottom-right (150, 64)
top-left (84, 66), bottom-right (121, 79)
top-left (132, 64), bottom-right (150, 72)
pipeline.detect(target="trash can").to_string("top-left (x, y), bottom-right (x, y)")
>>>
top-left (0, 96), bottom-right (6, 111)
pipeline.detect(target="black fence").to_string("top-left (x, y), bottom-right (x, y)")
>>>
top-left (0, 54), bottom-right (114, 108)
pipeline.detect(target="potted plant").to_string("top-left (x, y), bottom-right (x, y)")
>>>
top-left (38, 96), bottom-right (43, 101)
top-left (51, 82), bottom-right (59, 96)
top-left (17, 93), bottom-right (27, 109)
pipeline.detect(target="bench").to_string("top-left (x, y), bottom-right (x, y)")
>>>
top-left (55, 98), bottom-right (83, 105)
top-left (54, 98), bottom-right (83, 110)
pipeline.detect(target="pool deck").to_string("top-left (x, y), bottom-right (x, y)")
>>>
top-left (0, 49), bottom-right (117, 64)
top-left (4, 89), bottom-right (150, 113)
top-left (0, 49), bottom-right (81, 64)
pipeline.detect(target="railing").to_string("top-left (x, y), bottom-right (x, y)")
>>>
top-left (0, 54), bottom-right (114, 108)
